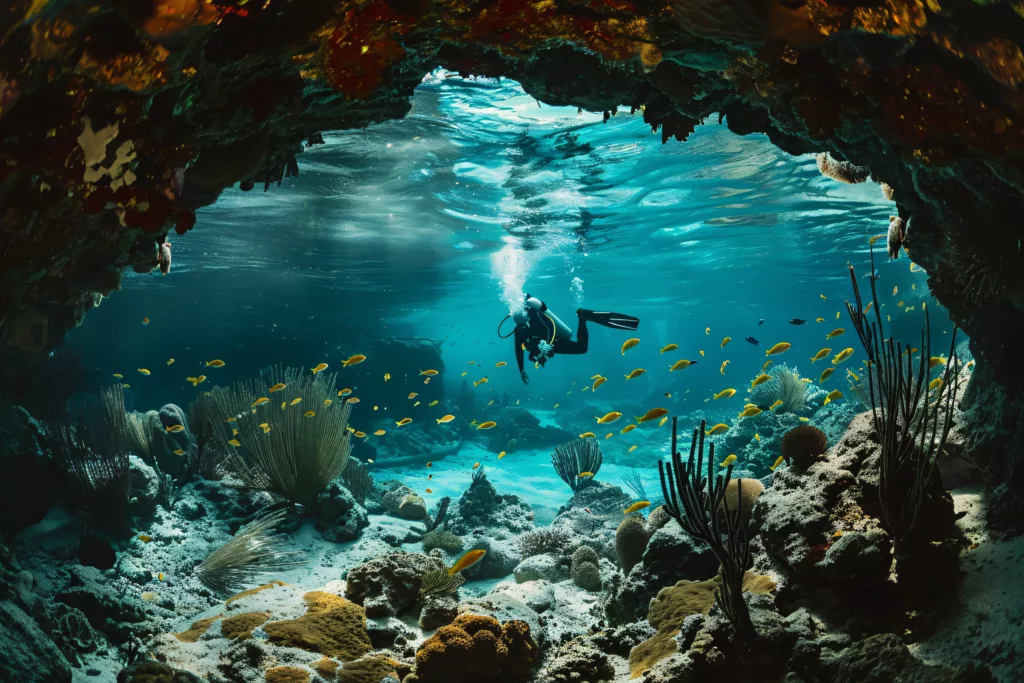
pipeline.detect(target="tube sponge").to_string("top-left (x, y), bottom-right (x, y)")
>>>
top-left (615, 516), bottom-right (651, 574)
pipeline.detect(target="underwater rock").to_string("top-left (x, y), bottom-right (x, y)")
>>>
top-left (128, 455), bottom-right (162, 520)
top-left (448, 471), bottom-right (535, 535)
top-left (78, 534), bottom-right (116, 570)
top-left (483, 407), bottom-right (574, 452)
top-left (817, 529), bottom-right (892, 586)
top-left (459, 536), bottom-right (521, 579)
top-left (49, 602), bottom-right (97, 663)
top-left (316, 479), bottom-right (370, 543)
top-left (55, 566), bottom-right (148, 640)
top-left (344, 551), bottom-right (445, 618)
top-left (366, 615), bottom-right (416, 649)
top-left (0, 600), bottom-right (73, 682)
top-left (0, 402), bottom-right (55, 539)
top-left (381, 484), bottom-right (428, 521)
top-left (513, 553), bottom-right (566, 584)
top-left (570, 546), bottom-right (603, 591)
top-left (562, 481), bottom-right (633, 516)
top-left (117, 660), bottom-right (203, 683)
top-left (420, 594), bottom-right (459, 630)
top-left (542, 636), bottom-right (615, 682)
top-left (490, 580), bottom-right (556, 614)
top-left (821, 632), bottom-right (993, 682)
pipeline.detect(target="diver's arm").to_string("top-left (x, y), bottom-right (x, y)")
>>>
top-left (514, 330), bottom-right (528, 384)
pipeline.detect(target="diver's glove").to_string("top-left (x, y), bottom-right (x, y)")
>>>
top-left (521, 370), bottom-right (529, 385)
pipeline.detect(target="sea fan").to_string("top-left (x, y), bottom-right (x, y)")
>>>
top-left (750, 364), bottom-right (809, 414)
top-left (195, 509), bottom-right (304, 594)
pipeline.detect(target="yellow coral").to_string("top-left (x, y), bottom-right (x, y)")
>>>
top-left (337, 655), bottom-right (401, 683)
top-left (411, 613), bottom-right (536, 683)
top-left (220, 611), bottom-right (270, 640)
top-left (264, 592), bottom-right (372, 661)
top-left (173, 614), bottom-right (222, 642)
top-left (264, 666), bottom-right (310, 683)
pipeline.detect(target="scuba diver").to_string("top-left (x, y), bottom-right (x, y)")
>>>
top-left (499, 294), bottom-right (640, 384)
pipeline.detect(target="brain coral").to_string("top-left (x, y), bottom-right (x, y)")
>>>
top-left (408, 613), bottom-right (537, 683)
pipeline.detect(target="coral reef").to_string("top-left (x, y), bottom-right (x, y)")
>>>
top-left (344, 551), bottom-right (445, 618)
top-left (406, 613), bottom-right (538, 683)
top-left (263, 592), bottom-right (372, 661)
top-left (615, 516), bottom-right (650, 574)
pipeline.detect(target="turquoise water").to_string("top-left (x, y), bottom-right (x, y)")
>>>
top-left (67, 71), bottom-right (949, 508)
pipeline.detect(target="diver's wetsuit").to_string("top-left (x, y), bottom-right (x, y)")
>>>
top-left (514, 307), bottom-right (590, 376)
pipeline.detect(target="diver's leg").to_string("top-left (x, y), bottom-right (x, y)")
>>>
top-left (554, 311), bottom-right (589, 355)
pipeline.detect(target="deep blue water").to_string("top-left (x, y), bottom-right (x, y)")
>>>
top-left (67, 71), bottom-right (953, 480)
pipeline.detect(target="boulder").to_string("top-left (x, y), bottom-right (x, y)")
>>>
top-left (0, 601), bottom-right (72, 682)
top-left (317, 480), bottom-right (370, 542)
top-left (344, 552), bottom-right (445, 618)
top-left (513, 554), bottom-right (566, 584)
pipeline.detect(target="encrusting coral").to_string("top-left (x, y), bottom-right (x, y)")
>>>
top-left (406, 613), bottom-right (538, 683)
top-left (263, 591), bottom-right (372, 662)
top-left (264, 666), bottom-right (310, 683)
top-left (220, 611), bottom-right (271, 640)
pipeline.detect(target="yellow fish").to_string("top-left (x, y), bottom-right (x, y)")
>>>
top-left (770, 400), bottom-right (784, 410)
top-left (498, 451), bottom-right (506, 459)
top-left (197, 375), bottom-right (206, 384)
top-left (289, 398), bottom-right (302, 406)
top-left (826, 328), bottom-right (845, 340)
top-left (705, 423), bottom-right (729, 436)
top-left (660, 344), bottom-right (679, 354)
top-left (138, 534), bottom-right (153, 543)
top-left (339, 388), bottom-right (352, 396)
top-left (347, 397), bottom-right (360, 404)
top-left (823, 390), bottom-right (843, 405)
top-left (436, 414), bottom-right (455, 424)
top-left (469, 361), bottom-right (477, 365)
top-left (820, 367), bottom-right (835, 382)
top-left (142, 317), bottom-right (149, 326)
top-left (897, 300), bottom-right (905, 307)
top-left (580, 471), bottom-right (595, 477)
top-left (865, 302), bottom-right (874, 313)
top-left (579, 432), bottom-right (597, 438)
top-left (721, 337), bottom-right (731, 348)
top-left (487, 400), bottom-right (495, 406)
top-left (836, 311), bottom-right (841, 320)
top-left (705, 327), bottom-right (710, 335)
top-left (113, 373), bottom-right (123, 379)
top-left (621, 338), bottom-right (640, 354)
top-left (928, 377), bottom-right (944, 391)
top-left (597, 411), bottom-right (622, 424)
top-left (166, 424), bottom-right (184, 433)
top-left (720, 360), bottom-right (730, 375)
top-left (929, 356), bottom-right (946, 369)
top-left (374, 429), bottom-right (386, 436)
top-left (311, 363), bottom-right (328, 374)
top-left (343, 355), bottom-right (367, 367)
top-left (762, 360), bottom-right (773, 372)
top-left (477, 421), bottom-right (497, 430)
top-left (396, 418), bottom-right (413, 426)
top-left (754, 434), bottom-right (761, 442)
top-left (720, 454), bottom-right (737, 467)
top-left (623, 501), bottom-right (650, 515)
top-left (637, 407), bottom-right (669, 423)
top-left (832, 348), bottom-right (854, 365)
top-left (269, 383), bottom-right (286, 393)
top-left (815, 318), bottom-right (825, 323)
top-left (304, 411), bottom-right (316, 418)
top-left (252, 397), bottom-right (270, 408)
top-left (799, 417), bottom-right (810, 422)
top-left (206, 360), bottom-right (225, 368)
top-left (138, 368), bottom-right (151, 376)
top-left (228, 439), bottom-right (241, 447)
top-left (429, 400), bottom-right (439, 406)
top-left (407, 393), bottom-right (418, 400)
top-left (461, 371), bottom-right (468, 377)
top-left (173, 449), bottom-right (185, 456)
top-left (811, 348), bottom-right (831, 362)
top-left (910, 262), bottom-right (923, 273)
top-left (624, 368), bottom-right (646, 381)
top-left (738, 406), bottom-right (762, 418)
top-left (281, 402), bottom-right (286, 410)
top-left (847, 369), bottom-right (860, 382)
top-left (766, 342), bottom-right (791, 356)
top-left (353, 431), bottom-right (366, 438)
top-left (669, 359), bottom-right (694, 372)
top-left (893, 285), bottom-right (899, 297)
top-left (167, 358), bottom-right (175, 366)
top-left (628, 445), bottom-right (638, 452)
top-left (474, 377), bottom-right (489, 387)
top-left (158, 572), bottom-right (164, 581)
top-left (495, 361), bottom-right (507, 367)
top-left (658, 416), bottom-right (668, 427)
top-left (770, 455), bottom-right (785, 471)
top-left (713, 388), bottom-right (736, 400)
top-left (621, 424), bottom-right (637, 434)
top-left (232, 428), bottom-right (239, 435)
top-left (384, 373), bottom-right (390, 381)
top-left (593, 376), bottom-right (607, 390)
top-left (553, 404), bottom-right (560, 409)
top-left (752, 373), bottom-right (771, 387)
top-left (448, 549), bottom-right (487, 576)
top-left (583, 386), bottom-right (590, 392)
top-left (420, 369), bottom-right (439, 376)
top-left (699, 350), bottom-right (705, 357)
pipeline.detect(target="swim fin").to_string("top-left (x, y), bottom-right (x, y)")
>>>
top-left (582, 310), bottom-right (640, 331)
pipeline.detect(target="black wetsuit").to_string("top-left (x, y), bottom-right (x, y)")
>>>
top-left (514, 307), bottom-right (589, 374)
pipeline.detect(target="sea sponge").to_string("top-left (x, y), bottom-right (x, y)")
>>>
top-left (781, 425), bottom-right (828, 469)
top-left (220, 611), bottom-right (270, 639)
top-left (336, 655), bottom-right (400, 683)
top-left (410, 613), bottom-right (537, 683)
top-left (264, 592), bottom-right (372, 661)
top-left (718, 478), bottom-right (765, 528)
top-left (570, 561), bottom-right (602, 592)
top-left (174, 614), bottom-right (222, 642)
top-left (264, 666), bottom-right (309, 683)
top-left (616, 516), bottom-right (651, 574)
top-left (816, 152), bottom-right (869, 184)
top-left (422, 530), bottom-right (464, 554)
top-left (518, 527), bottom-right (572, 558)
top-left (647, 504), bottom-right (672, 530)
top-left (571, 545), bottom-right (600, 569)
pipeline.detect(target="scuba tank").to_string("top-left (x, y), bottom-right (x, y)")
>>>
top-left (524, 295), bottom-right (573, 342)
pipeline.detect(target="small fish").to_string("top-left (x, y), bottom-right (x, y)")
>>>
top-left (448, 549), bottom-right (487, 575)
top-left (206, 360), bottom-right (225, 367)
top-left (137, 368), bottom-right (151, 376)
top-left (232, 428), bottom-right (239, 436)
top-left (339, 388), bottom-right (352, 396)
top-left (801, 378), bottom-right (812, 383)
top-left (197, 375), bottom-right (207, 384)
top-left (766, 342), bottom-right (791, 356)
top-left (113, 373), bottom-right (123, 379)
top-left (836, 311), bottom-right (841, 320)
top-left (425, 488), bottom-right (432, 494)
top-left (347, 397), bottom-right (360, 404)
top-left (269, 383), bottom-right (286, 393)
top-left (929, 356), bottom-right (946, 369)
top-left (166, 424), bottom-right (185, 433)
top-left (720, 454), bottom-right (737, 467)
top-left (304, 410), bottom-right (315, 418)
top-left (754, 434), bottom-right (761, 442)
top-left (847, 369), bottom-right (860, 382)
top-left (583, 386), bottom-right (591, 392)
top-left (832, 348), bottom-right (854, 365)
top-left (261, 424), bottom-right (271, 434)
top-left (762, 360), bottom-right (773, 372)
top-left (699, 350), bottom-right (705, 357)
top-left (374, 429), bottom-right (386, 436)
top-left (910, 262), bottom-right (923, 273)
top-left (281, 402), bottom-right (286, 410)
top-left (423, 378), bottom-right (431, 384)
top-left (343, 355), bottom-right (367, 367)
top-left (752, 373), bottom-right (771, 387)
top-left (384, 373), bottom-right (390, 381)
top-left (167, 358), bottom-right (175, 366)
top-left (758, 318), bottom-right (764, 325)
top-left (461, 371), bottom-right (468, 377)
top-left (636, 407), bottom-right (669, 423)
top-left (893, 286), bottom-right (899, 296)
top-left (142, 317), bottom-right (149, 325)
top-left (624, 368), bottom-right (646, 381)
top-left (664, 392), bottom-right (671, 398)
top-left (869, 233), bottom-right (886, 245)
top-left (770, 400), bottom-right (784, 410)
top-left (428, 474), bottom-right (433, 480)
top-left (721, 336), bottom-right (731, 348)
top-left (621, 424), bottom-right (637, 434)
top-left (429, 400), bottom-right (439, 406)
top-left (928, 377), bottom-right (944, 391)
top-left (660, 344), bottom-right (679, 354)
top-left (488, 399), bottom-right (496, 407)
top-left (628, 445), bottom-right (638, 452)
top-left (820, 367), bottom-right (835, 382)
top-left (705, 327), bottom-right (711, 335)
top-left (713, 388), bottom-right (736, 400)
top-left (745, 336), bottom-right (761, 346)
top-left (738, 406), bottom-right (762, 418)
top-left (658, 416), bottom-right (668, 427)
top-left (472, 462), bottom-right (480, 469)
top-left (324, 399), bottom-right (332, 407)
top-left (173, 449), bottom-right (185, 455)
top-left (158, 572), bottom-right (164, 581)
top-left (789, 319), bottom-right (806, 325)
top-left (720, 360), bottom-right (730, 375)
top-left (705, 423), bottom-right (729, 436)
top-left (579, 471), bottom-right (595, 478)
top-left (495, 361), bottom-right (507, 367)
top-left (823, 390), bottom-right (843, 405)
top-left (498, 451), bottom-right (506, 459)
top-left (252, 397), bottom-right (270, 408)
top-left (897, 300), bottom-right (905, 308)
top-left (623, 501), bottom-right (651, 515)
top-left (620, 338), bottom-right (641, 355)
top-left (597, 411), bottom-right (622, 424)
top-left (815, 317), bottom-right (825, 323)
top-left (420, 369), bottom-right (439, 376)
top-left (593, 376), bottom-right (608, 390)
top-left (290, 398), bottom-right (302, 406)
top-left (579, 432), bottom-right (597, 438)
top-left (591, 374), bottom-right (603, 379)
top-left (436, 414), bottom-right (455, 424)
top-left (228, 439), bottom-right (241, 447)
top-left (820, 294), bottom-right (827, 300)
top-left (832, 531), bottom-right (845, 539)
top-left (770, 455), bottom-right (785, 471)
top-left (477, 421), bottom-right (497, 429)
top-left (810, 348), bottom-right (831, 362)
top-left (397, 418), bottom-right (413, 426)
top-left (138, 534), bottom-right (153, 543)
top-left (669, 359), bottom-right (696, 371)
top-left (474, 377), bottom-right (489, 387)
top-left (865, 302), bottom-right (874, 313)
top-left (469, 361), bottom-right (477, 365)
top-left (605, 432), bottom-right (614, 439)
top-left (353, 431), bottom-right (366, 438)
top-left (825, 328), bottom-right (845, 340)
top-left (553, 404), bottom-right (560, 409)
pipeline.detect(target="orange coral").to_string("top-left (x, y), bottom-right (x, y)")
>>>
top-left (411, 613), bottom-right (537, 683)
